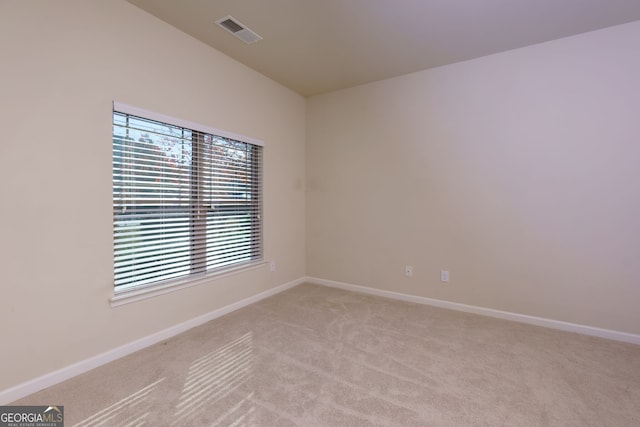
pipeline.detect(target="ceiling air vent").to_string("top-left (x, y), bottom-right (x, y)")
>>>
top-left (215, 16), bottom-right (263, 44)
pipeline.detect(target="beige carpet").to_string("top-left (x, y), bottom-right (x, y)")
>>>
top-left (13, 283), bottom-right (640, 426)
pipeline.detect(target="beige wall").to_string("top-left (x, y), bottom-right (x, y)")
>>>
top-left (0, 0), bottom-right (305, 391)
top-left (307, 21), bottom-right (640, 335)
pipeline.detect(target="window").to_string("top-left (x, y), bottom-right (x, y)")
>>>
top-left (112, 103), bottom-right (263, 293)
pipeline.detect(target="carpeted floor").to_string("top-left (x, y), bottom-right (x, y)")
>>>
top-left (13, 283), bottom-right (640, 426)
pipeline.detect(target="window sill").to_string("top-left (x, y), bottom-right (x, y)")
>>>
top-left (110, 260), bottom-right (267, 307)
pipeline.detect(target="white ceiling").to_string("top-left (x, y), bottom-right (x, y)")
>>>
top-left (126, 0), bottom-right (640, 97)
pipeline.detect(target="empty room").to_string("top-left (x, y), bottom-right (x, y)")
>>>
top-left (1, 0), bottom-right (639, 425)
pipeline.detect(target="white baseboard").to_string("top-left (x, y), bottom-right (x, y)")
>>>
top-left (5, 275), bottom-right (638, 404)
top-left (305, 276), bottom-right (640, 346)
top-left (0, 277), bottom-right (305, 405)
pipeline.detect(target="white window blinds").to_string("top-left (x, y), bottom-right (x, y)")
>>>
top-left (112, 104), bottom-right (263, 291)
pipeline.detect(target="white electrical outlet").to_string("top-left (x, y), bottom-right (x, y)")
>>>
top-left (270, 261), bottom-right (276, 272)
top-left (405, 265), bottom-right (413, 277)
top-left (440, 270), bottom-right (449, 283)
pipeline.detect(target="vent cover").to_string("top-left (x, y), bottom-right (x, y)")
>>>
top-left (215, 16), bottom-right (262, 44)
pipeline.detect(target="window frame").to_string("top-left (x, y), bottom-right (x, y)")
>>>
top-left (111, 102), bottom-right (265, 306)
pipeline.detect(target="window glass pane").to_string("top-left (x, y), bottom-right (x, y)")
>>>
top-left (201, 136), bottom-right (261, 271)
